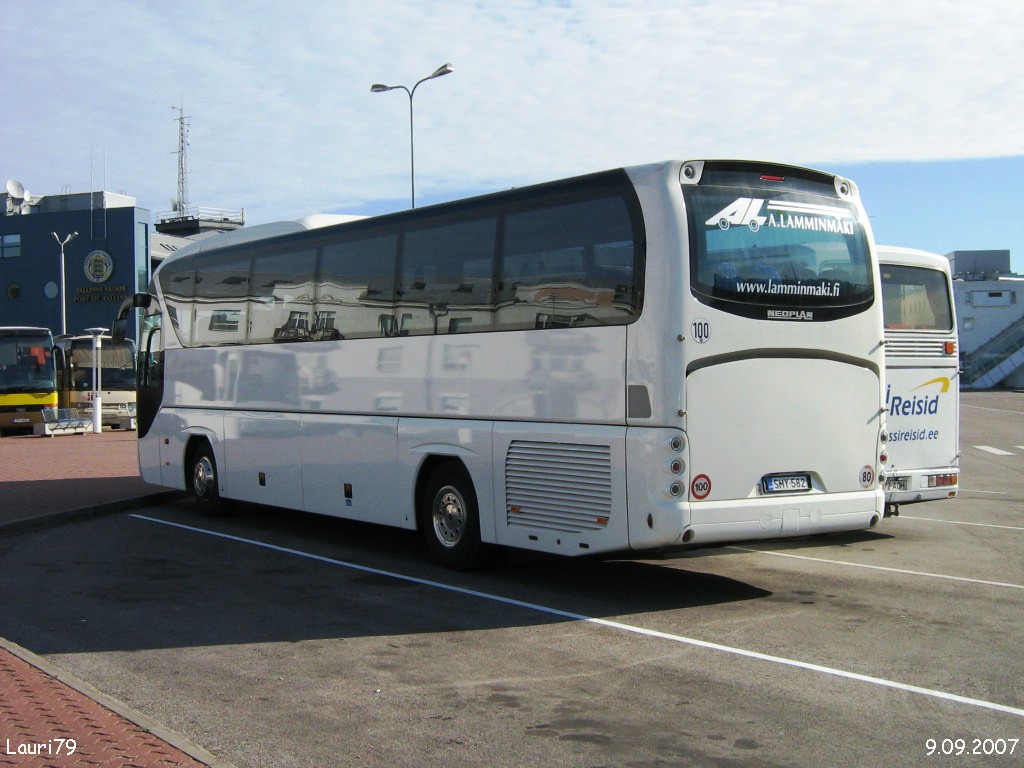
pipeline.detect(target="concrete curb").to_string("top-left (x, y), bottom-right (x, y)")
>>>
top-left (0, 490), bottom-right (182, 536)
top-left (0, 635), bottom-right (238, 768)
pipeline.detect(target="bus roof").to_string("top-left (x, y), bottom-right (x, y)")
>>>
top-left (877, 245), bottom-right (951, 272)
top-left (163, 214), bottom-right (367, 265)
top-left (0, 326), bottom-right (53, 334)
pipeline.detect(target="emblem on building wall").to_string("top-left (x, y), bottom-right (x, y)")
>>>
top-left (84, 250), bottom-right (114, 283)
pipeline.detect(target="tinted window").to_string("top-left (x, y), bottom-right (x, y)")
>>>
top-left (498, 195), bottom-right (639, 330)
top-left (687, 186), bottom-right (873, 321)
top-left (399, 217), bottom-right (498, 335)
top-left (157, 255), bottom-right (195, 347)
top-left (160, 171), bottom-right (645, 348)
top-left (881, 264), bottom-right (953, 331)
top-left (194, 252), bottom-right (251, 345)
top-left (249, 246), bottom-right (317, 343)
top-left (318, 234), bottom-right (398, 339)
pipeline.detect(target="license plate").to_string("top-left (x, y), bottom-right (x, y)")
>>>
top-left (762, 473), bottom-right (811, 493)
top-left (13, 417), bottom-right (29, 423)
top-left (883, 476), bottom-right (909, 491)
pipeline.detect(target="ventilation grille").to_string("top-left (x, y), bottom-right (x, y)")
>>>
top-left (885, 337), bottom-right (948, 358)
top-left (505, 441), bottom-right (612, 532)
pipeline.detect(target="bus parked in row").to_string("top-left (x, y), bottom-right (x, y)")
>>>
top-left (0, 326), bottom-right (57, 435)
top-left (54, 334), bottom-right (137, 428)
top-left (114, 159), bottom-right (889, 567)
top-left (878, 246), bottom-right (959, 513)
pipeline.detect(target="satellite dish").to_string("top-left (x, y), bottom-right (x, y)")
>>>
top-left (6, 179), bottom-right (25, 201)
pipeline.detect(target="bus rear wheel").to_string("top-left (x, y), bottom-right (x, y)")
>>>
top-left (190, 442), bottom-right (228, 515)
top-left (422, 463), bottom-right (491, 570)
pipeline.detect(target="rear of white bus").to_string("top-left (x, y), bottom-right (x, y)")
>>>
top-left (646, 161), bottom-right (886, 546)
top-left (878, 246), bottom-right (959, 512)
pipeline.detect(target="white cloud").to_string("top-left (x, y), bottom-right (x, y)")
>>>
top-left (3, 0), bottom-right (1022, 225)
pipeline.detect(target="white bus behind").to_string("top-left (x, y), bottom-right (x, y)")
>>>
top-left (879, 246), bottom-right (959, 513)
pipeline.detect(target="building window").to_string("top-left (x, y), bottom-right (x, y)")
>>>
top-left (1, 234), bottom-right (20, 258)
top-left (969, 290), bottom-right (1013, 307)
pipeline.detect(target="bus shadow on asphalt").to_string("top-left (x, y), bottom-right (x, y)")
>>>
top-left (0, 497), bottom-right (772, 656)
top-left (655, 528), bottom-right (897, 561)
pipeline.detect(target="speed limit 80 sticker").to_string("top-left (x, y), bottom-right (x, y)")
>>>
top-left (690, 474), bottom-right (712, 500)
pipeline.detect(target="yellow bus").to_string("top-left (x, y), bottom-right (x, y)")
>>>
top-left (0, 326), bottom-right (57, 435)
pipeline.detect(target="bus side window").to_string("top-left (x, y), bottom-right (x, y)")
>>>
top-left (399, 216), bottom-right (498, 336)
top-left (318, 234), bottom-right (398, 340)
top-left (497, 194), bottom-right (638, 331)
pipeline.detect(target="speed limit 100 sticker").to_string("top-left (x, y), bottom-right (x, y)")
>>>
top-left (859, 465), bottom-right (874, 488)
top-left (691, 317), bottom-right (711, 344)
top-left (691, 474), bottom-right (712, 500)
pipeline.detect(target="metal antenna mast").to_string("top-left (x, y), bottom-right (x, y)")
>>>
top-left (172, 105), bottom-right (191, 214)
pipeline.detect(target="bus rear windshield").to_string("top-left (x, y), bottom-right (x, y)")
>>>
top-left (880, 264), bottom-right (953, 331)
top-left (687, 186), bottom-right (873, 321)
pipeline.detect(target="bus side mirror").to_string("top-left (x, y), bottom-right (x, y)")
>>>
top-left (112, 293), bottom-right (153, 343)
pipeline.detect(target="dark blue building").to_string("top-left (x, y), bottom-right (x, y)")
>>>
top-left (1, 185), bottom-right (149, 339)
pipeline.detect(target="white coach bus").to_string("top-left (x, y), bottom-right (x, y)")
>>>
top-left (878, 246), bottom-right (959, 513)
top-left (114, 160), bottom-right (888, 568)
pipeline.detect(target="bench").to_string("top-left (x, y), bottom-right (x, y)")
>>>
top-left (34, 408), bottom-right (90, 437)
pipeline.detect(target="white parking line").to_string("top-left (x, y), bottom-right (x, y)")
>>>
top-left (900, 515), bottom-right (1024, 532)
top-left (130, 513), bottom-right (1024, 720)
top-left (726, 546), bottom-right (1024, 590)
top-left (962, 404), bottom-right (1024, 416)
top-left (974, 446), bottom-right (1016, 456)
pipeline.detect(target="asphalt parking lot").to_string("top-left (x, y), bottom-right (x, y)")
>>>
top-left (1, 392), bottom-right (1021, 767)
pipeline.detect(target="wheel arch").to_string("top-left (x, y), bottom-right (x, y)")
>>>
top-left (414, 454), bottom-right (471, 532)
top-left (183, 430), bottom-right (220, 491)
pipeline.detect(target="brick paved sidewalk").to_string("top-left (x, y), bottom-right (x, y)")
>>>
top-left (0, 430), bottom-right (153, 527)
top-left (0, 431), bottom-right (226, 767)
top-left (0, 643), bottom-right (209, 768)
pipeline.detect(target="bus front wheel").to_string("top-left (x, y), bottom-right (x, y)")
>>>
top-left (422, 463), bottom-right (491, 570)
top-left (190, 442), bottom-right (228, 515)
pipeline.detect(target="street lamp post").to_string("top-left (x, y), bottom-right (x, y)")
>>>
top-left (85, 327), bottom-right (107, 434)
top-left (52, 231), bottom-right (79, 336)
top-left (371, 63), bottom-right (453, 208)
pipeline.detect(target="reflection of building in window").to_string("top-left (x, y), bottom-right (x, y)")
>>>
top-left (314, 311), bottom-right (336, 332)
top-left (285, 311), bottom-right (310, 330)
top-left (439, 394), bottom-right (468, 414)
top-left (209, 310), bottom-right (240, 332)
top-left (442, 345), bottom-right (472, 371)
top-left (375, 394), bottom-right (401, 412)
top-left (377, 347), bottom-right (402, 373)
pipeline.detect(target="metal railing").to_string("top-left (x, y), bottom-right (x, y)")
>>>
top-left (961, 314), bottom-right (1024, 388)
top-left (156, 205), bottom-right (245, 225)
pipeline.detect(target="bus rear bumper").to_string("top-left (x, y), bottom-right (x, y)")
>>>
top-left (682, 490), bottom-right (883, 546)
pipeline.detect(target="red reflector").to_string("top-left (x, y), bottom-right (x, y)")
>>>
top-left (760, 175), bottom-right (786, 182)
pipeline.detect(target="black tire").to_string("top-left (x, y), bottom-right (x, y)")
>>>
top-left (190, 442), bottom-right (228, 515)
top-left (421, 463), bottom-right (491, 570)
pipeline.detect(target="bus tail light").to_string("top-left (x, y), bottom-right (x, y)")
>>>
top-left (944, 340), bottom-right (957, 355)
top-left (927, 473), bottom-right (958, 488)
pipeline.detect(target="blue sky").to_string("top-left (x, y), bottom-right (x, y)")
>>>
top-left (4, 1), bottom-right (1023, 272)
